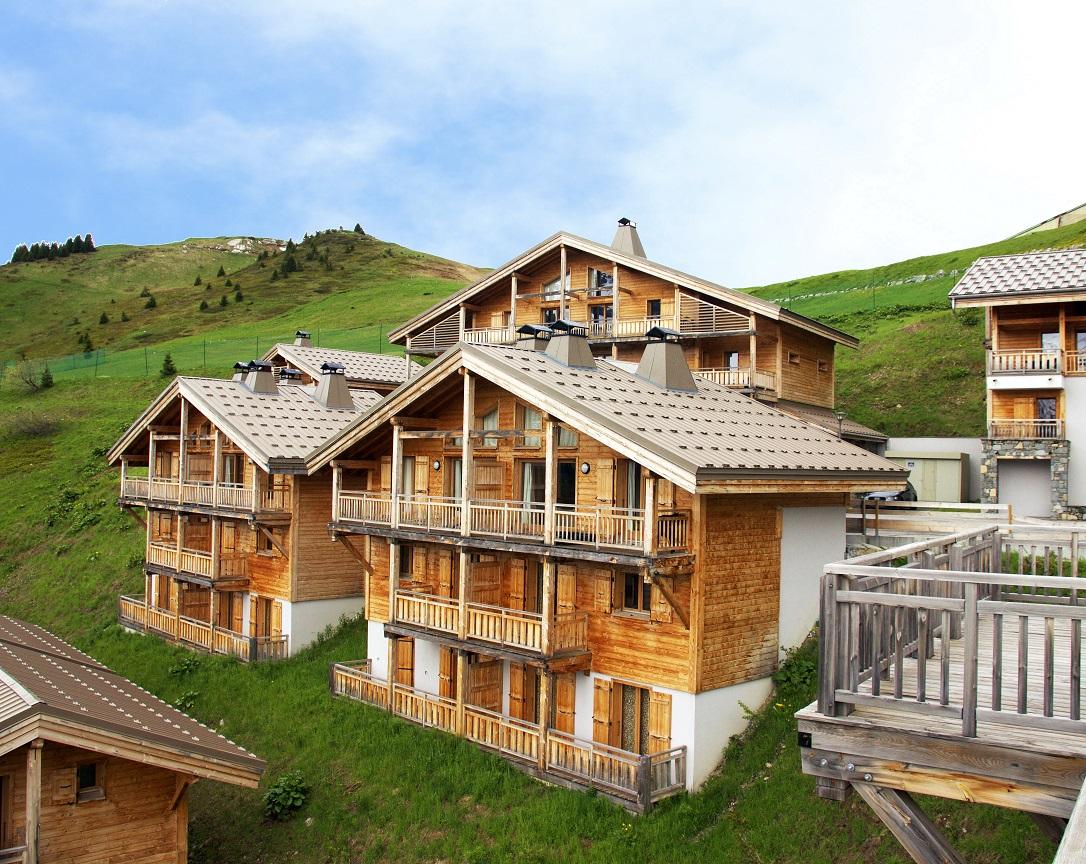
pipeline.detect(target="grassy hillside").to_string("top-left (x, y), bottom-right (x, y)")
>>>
top-left (0, 378), bottom-right (1054, 863)
top-left (743, 220), bottom-right (1086, 436)
top-left (0, 230), bottom-right (485, 368)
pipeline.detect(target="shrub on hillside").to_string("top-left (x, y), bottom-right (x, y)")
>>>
top-left (138, 286), bottom-right (151, 298)
top-left (219, 295), bottom-right (228, 307)
top-left (193, 275), bottom-right (202, 286)
top-left (160, 353), bottom-right (176, 377)
top-left (99, 312), bottom-right (109, 325)
top-left (120, 311), bottom-right (129, 322)
top-left (234, 290), bottom-right (243, 302)
top-left (39, 366), bottom-right (53, 389)
top-left (144, 294), bottom-right (156, 309)
top-left (353, 223), bottom-right (364, 234)
top-left (263, 771), bottom-right (309, 821)
top-left (217, 265), bottom-right (226, 277)
top-left (199, 300), bottom-right (209, 311)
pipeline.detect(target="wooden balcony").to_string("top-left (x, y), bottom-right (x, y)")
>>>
top-left (989, 349), bottom-right (1062, 374)
top-left (987, 418), bottom-right (1064, 439)
top-left (120, 475), bottom-right (290, 513)
top-left (330, 660), bottom-right (687, 811)
top-left (694, 367), bottom-right (777, 393)
top-left (463, 326), bottom-right (515, 346)
top-left (144, 542), bottom-right (248, 584)
top-left (118, 595), bottom-right (287, 661)
top-left (0, 846), bottom-right (26, 864)
top-left (798, 526), bottom-right (1086, 861)
top-left (393, 589), bottom-right (589, 656)
top-left (335, 492), bottom-right (691, 555)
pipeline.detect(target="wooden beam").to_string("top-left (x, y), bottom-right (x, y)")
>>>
top-left (461, 372), bottom-right (474, 537)
top-left (25, 739), bottom-right (42, 864)
top-left (255, 524), bottom-right (288, 559)
top-left (336, 535), bottom-right (372, 577)
top-left (330, 459), bottom-right (378, 470)
top-left (166, 774), bottom-right (196, 813)
top-left (1055, 783), bottom-right (1086, 863)
top-left (124, 507), bottom-right (148, 530)
top-left (391, 415), bottom-right (438, 429)
top-left (649, 571), bottom-right (690, 629)
top-left (391, 423), bottom-right (402, 530)
top-left (1030, 812), bottom-right (1068, 845)
top-left (852, 783), bottom-right (965, 864)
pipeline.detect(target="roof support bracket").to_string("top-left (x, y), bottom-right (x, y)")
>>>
top-left (336, 535), bottom-right (372, 577)
top-left (253, 524), bottom-right (289, 560)
top-left (649, 570), bottom-right (690, 629)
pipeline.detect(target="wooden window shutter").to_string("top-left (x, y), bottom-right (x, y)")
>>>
top-left (592, 678), bottom-right (613, 745)
top-left (470, 659), bottom-right (501, 712)
top-left (412, 545), bottom-right (427, 581)
top-left (379, 456), bottom-right (392, 492)
top-left (596, 458), bottom-right (615, 504)
top-left (51, 767), bottom-right (76, 805)
top-left (248, 594), bottom-right (257, 636)
top-left (396, 639), bottom-right (414, 687)
top-left (272, 601), bottom-right (283, 637)
top-left (650, 576), bottom-right (673, 624)
top-left (658, 479), bottom-right (675, 510)
top-left (414, 457), bottom-right (429, 495)
top-left (438, 648), bottom-right (456, 699)
top-left (557, 565), bottom-right (577, 615)
top-left (507, 559), bottom-right (528, 611)
top-left (593, 568), bottom-right (613, 613)
top-left (648, 691), bottom-right (672, 753)
top-left (491, 311), bottom-right (504, 328)
top-left (231, 594), bottom-right (243, 634)
top-left (554, 674), bottom-right (576, 734)
top-left (508, 663), bottom-right (527, 720)
top-left (438, 552), bottom-right (453, 598)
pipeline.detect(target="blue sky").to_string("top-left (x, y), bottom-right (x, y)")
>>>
top-left (3, 1), bottom-right (1086, 285)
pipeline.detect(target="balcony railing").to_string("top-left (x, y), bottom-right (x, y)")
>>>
top-left (0, 846), bottom-right (26, 864)
top-left (987, 419), bottom-right (1064, 439)
top-left (589, 315), bottom-right (678, 340)
top-left (694, 368), bottom-right (777, 392)
top-left (336, 492), bottom-right (690, 554)
top-left (331, 662), bottom-right (687, 810)
top-left (392, 590), bottom-right (589, 655)
top-left (1066, 350), bottom-right (1086, 374)
top-left (463, 326), bottom-right (515, 346)
top-left (121, 476), bottom-right (289, 512)
top-left (118, 595), bottom-right (287, 661)
top-left (988, 349), bottom-right (1062, 374)
top-left (145, 543), bottom-right (247, 583)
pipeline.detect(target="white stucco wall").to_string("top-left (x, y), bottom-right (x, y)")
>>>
top-left (998, 459), bottom-right (1052, 518)
top-left (574, 672), bottom-right (594, 742)
top-left (283, 595), bottom-right (364, 656)
top-left (1065, 378), bottom-right (1086, 507)
top-left (413, 638), bottom-right (442, 695)
top-left (367, 619), bottom-right (388, 678)
top-left (687, 677), bottom-right (774, 789)
top-left (779, 506), bottom-right (844, 651)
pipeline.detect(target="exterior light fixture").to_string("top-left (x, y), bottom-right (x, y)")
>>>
top-left (580, 462), bottom-right (591, 475)
top-left (833, 410), bottom-right (847, 438)
top-left (432, 459), bottom-right (441, 471)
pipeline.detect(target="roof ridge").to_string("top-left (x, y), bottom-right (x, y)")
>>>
top-left (974, 246), bottom-right (1086, 263)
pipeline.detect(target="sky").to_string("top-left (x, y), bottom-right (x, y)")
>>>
top-left (3, 1), bottom-right (1086, 287)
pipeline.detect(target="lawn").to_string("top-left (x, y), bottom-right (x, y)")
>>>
top-left (0, 377), bottom-right (1056, 862)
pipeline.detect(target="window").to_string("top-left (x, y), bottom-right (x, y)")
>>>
top-left (400, 455), bottom-right (415, 496)
top-left (543, 272), bottom-right (569, 301)
top-left (646, 299), bottom-right (662, 319)
top-left (399, 545), bottom-right (414, 579)
top-left (1041, 331), bottom-right (1060, 351)
top-left (76, 761), bottom-right (105, 803)
top-left (542, 307), bottom-right (559, 325)
top-left (479, 407), bottom-right (499, 448)
top-left (725, 351), bottom-right (740, 370)
top-left (817, 359), bottom-right (830, 373)
top-left (445, 458), bottom-right (463, 498)
top-left (1037, 397), bottom-right (1058, 420)
top-left (517, 404), bottom-right (542, 448)
top-left (616, 683), bottom-right (651, 754)
top-left (788, 351), bottom-right (801, 365)
top-left (558, 425), bottom-right (578, 447)
top-left (257, 527), bottom-right (283, 556)
top-left (521, 461), bottom-right (546, 505)
top-left (221, 453), bottom-right (244, 485)
top-left (589, 304), bottom-right (613, 336)
top-left (588, 267), bottom-right (614, 298)
top-left (557, 461), bottom-right (576, 507)
top-left (620, 572), bottom-right (651, 615)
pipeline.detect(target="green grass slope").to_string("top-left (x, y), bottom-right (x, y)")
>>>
top-left (743, 221), bottom-right (1086, 436)
top-left (0, 377), bottom-right (1056, 863)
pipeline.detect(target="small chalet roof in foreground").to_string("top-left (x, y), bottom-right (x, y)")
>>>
top-left (388, 231), bottom-right (859, 349)
top-left (0, 616), bottom-right (264, 786)
top-left (313, 342), bottom-right (906, 493)
top-left (950, 247), bottom-right (1086, 305)
top-left (108, 376), bottom-right (382, 473)
top-left (262, 343), bottom-right (421, 387)
top-left (774, 399), bottom-right (887, 443)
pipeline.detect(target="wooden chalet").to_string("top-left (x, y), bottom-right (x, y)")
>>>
top-left (261, 330), bottom-right (422, 393)
top-left (389, 219), bottom-right (887, 452)
top-left (798, 524), bottom-right (1086, 863)
top-left (107, 360), bottom-right (382, 661)
top-left (0, 615), bottom-right (263, 863)
top-left (314, 325), bottom-right (905, 811)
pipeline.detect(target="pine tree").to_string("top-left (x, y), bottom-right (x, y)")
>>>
top-left (199, 300), bottom-right (209, 311)
top-left (83, 234), bottom-right (95, 252)
top-left (144, 294), bottom-right (157, 309)
top-left (160, 353), bottom-right (177, 377)
top-left (73, 235), bottom-right (84, 253)
top-left (46, 243), bottom-right (57, 260)
top-left (40, 366), bottom-right (53, 389)
top-left (216, 265), bottom-right (226, 277)
top-left (64, 238), bottom-right (74, 255)
top-left (234, 290), bottom-right (243, 302)
top-left (82, 332), bottom-right (94, 352)
top-left (353, 223), bottom-right (364, 234)
top-left (224, 278), bottom-right (232, 287)
top-left (219, 295), bottom-right (228, 307)
top-left (193, 275), bottom-right (202, 286)
top-left (285, 239), bottom-right (296, 254)
top-left (121, 311), bottom-right (129, 322)
top-left (99, 312), bottom-right (109, 325)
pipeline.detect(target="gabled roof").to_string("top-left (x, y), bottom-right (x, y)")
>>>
top-left (0, 616), bottom-right (263, 786)
top-left (311, 343), bottom-right (905, 493)
top-left (107, 376), bottom-right (382, 473)
top-left (387, 231), bottom-right (859, 348)
top-left (950, 248), bottom-right (1086, 305)
top-left (775, 399), bottom-right (887, 443)
top-left (261, 343), bottom-right (421, 387)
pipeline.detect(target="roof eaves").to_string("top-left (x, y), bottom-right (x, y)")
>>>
top-left (175, 381), bottom-right (274, 474)
top-left (106, 379), bottom-right (182, 465)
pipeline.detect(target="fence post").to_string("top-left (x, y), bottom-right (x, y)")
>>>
top-left (144, 347), bottom-right (149, 376)
top-left (962, 581), bottom-right (979, 737)
top-left (637, 756), bottom-right (653, 814)
top-left (818, 570), bottom-right (839, 716)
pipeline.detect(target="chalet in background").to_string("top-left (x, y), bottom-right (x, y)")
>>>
top-left (390, 220), bottom-right (887, 452)
top-left (106, 346), bottom-right (408, 661)
top-left (317, 322), bottom-right (905, 810)
top-left (951, 248), bottom-right (1086, 518)
top-left (0, 616), bottom-right (262, 864)
top-left (262, 330), bottom-right (422, 392)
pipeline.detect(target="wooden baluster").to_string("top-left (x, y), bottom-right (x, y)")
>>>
top-left (1018, 615), bottom-right (1029, 714)
top-left (1044, 616), bottom-right (1055, 718)
top-left (939, 609), bottom-right (950, 706)
top-left (916, 609), bottom-right (928, 703)
top-left (871, 605), bottom-right (882, 697)
top-left (962, 583), bottom-right (979, 736)
top-left (894, 606), bottom-right (904, 700)
top-left (992, 613), bottom-right (1003, 711)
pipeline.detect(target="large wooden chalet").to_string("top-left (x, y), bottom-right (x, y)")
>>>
top-left (0, 616), bottom-right (263, 864)
top-left (315, 324), bottom-right (905, 810)
top-left (261, 330), bottom-right (422, 393)
top-left (106, 352), bottom-right (399, 661)
top-left (391, 220), bottom-right (887, 452)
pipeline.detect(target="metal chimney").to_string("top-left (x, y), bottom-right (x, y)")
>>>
top-left (313, 362), bottom-right (355, 410)
top-left (294, 330), bottom-right (312, 347)
top-left (544, 320), bottom-right (596, 369)
top-left (636, 326), bottom-right (697, 391)
top-left (244, 360), bottom-right (278, 394)
top-left (611, 218), bottom-right (646, 258)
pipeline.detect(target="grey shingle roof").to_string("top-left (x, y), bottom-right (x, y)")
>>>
top-left (0, 616), bottom-right (263, 778)
top-left (950, 248), bottom-right (1086, 302)
top-left (774, 399), bottom-right (887, 442)
top-left (264, 344), bottom-right (421, 386)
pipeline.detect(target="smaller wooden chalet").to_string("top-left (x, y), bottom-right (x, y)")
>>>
top-left (261, 331), bottom-right (421, 393)
top-left (314, 325), bottom-right (906, 810)
top-left (107, 361), bottom-right (381, 661)
top-left (0, 616), bottom-right (263, 864)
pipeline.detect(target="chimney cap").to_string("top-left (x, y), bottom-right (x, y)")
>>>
top-left (517, 323), bottom-right (552, 337)
top-left (550, 319), bottom-right (589, 337)
top-left (320, 361), bottom-right (346, 374)
top-left (646, 325), bottom-right (682, 342)
top-left (279, 367), bottom-right (303, 381)
top-left (618, 217), bottom-right (634, 226)
top-left (233, 361), bottom-right (250, 371)
top-left (248, 360), bottom-right (273, 371)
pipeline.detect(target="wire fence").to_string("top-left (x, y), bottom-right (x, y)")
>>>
top-left (0, 322), bottom-right (404, 385)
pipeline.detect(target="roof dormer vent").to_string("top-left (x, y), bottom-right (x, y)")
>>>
top-left (294, 330), bottom-right (312, 347)
top-left (244, 360), bottom-right (278, 394)
top-left (515, 323), bottom-right (552, 351)
top-left (232, 361), bottom-right (249, 382)
top-left (611, 217), bottom-right (646, 258)
top-left (313, 362), bottom-right (355, 410)
top-left (279, 367), bottom-right (303, 383)
top-left (544, 320), bottom-right (596, 369)
top-left (636, 326), bottom-right (697, 391)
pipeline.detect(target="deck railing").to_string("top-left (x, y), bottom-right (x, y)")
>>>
top-left (465, 602), bottom-right (543, 652)
top-left (406, 311), bottom-right (460, 354)
top-left (117, 595), bottom-right (286, 662)
top-left (122, 473), bottom-right (288, 513)
top-left (149, 477), bottom-right (181, 501)
top-left (819, 525), bottom-right (1086, 739)
top-left (0, 846), bottom-right (26, 864)
top-left (336, 493), bottom-right (689, 554)
top-left (694, 368), bottom-right (778, 392)
top-left (590, 315), bottom-right (678, 339)
top-left (463, 326), bottom-right (515, 346)
top-left (988, 349), bottom-right (1062, 374)
top-left (1066, 350), bottom-right (1086, 375)
top-left (329, 664), bottom-right (687, 810)
top-left (987, 418), bottom-right (1064, 439)
top-left (121, 476), bottom-right (150, 499)
top-left (395, 591), bottom-right (460, 635)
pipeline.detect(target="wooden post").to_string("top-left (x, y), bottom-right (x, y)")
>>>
top-left (537, 670), bottom-right (551, 771)
top-left (544, 417), bottom-right (556, 545)
top-left (174, 579), bottom-right (182, 641)
top-left (210, 518), bottom-right (220, 582)
top-left (461, 372), bottom-right (474, 537)
top-left (1060, 304), bottom-right (1067, 369)
top-left (144, 570), bottom-right (152, 631)
top-left (541, 558), bottom-right (554, 655)
top-left (391, 423), bottom-right (402, 530)
top-left (852, 783), bottom-right (966, 864)
top-left (637, 755), bottom-right (653, 815)
top-left (457, 550), bottom-right (469, 640)
top-left (962, 581), bottom-right (979, 737)
top-left (386, 635), bottom-right (396, 710)
top-left (389, 541), bottom-right (400, 624)
top-left (818, 572), bottom-right (839, 716)
top-left (455, 650), bottom-right (467, 735)
top-left (511, 274), bottom-right (518, 333)
top-left (178, 399), bottom-right (188, 487)
top-left (672, 283), bottom-right (681, 329)
top-left (612, 262), bottom-right (620, 326)
top-left (25, 739), bottom-right (42, 864)
top-left (212, 427), bottom-right (221, 492)
top-left (458, 305), bottom-right (467, 340)
top-left (120, 456), bottom-right (128, 493)
top-left (250, 460), bottom-right (260, 512)
top-left (558, 245), bottom-right (567, 320)
top-left (332, 465), bottom-right (342, 523)
top-left (210, 588), bottom-right (218, 647)
top-left (748, 314), bottom-right (758, 389)
top-left (405, 352), bottom-right (413, 380)
top-left (148, 431), bottom-right (157, 489)
top-left (643, 470), bottom-right (656, 556)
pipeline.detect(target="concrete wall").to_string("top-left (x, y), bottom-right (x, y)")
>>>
top-left (887, 436), bottom-right (984, 501)
top-left (367, 619), bottom-right (389, 677)
top-left (779, 506), bottom-right (844, 649)
top-left (998, 459), bottom-right (1053, 518)
top-left (414, 638), bottom-right (442, 696)
top-left (1065, 378), bottom-right (1086, 507)
top-left (284, 595), bottom-right (364, 655)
